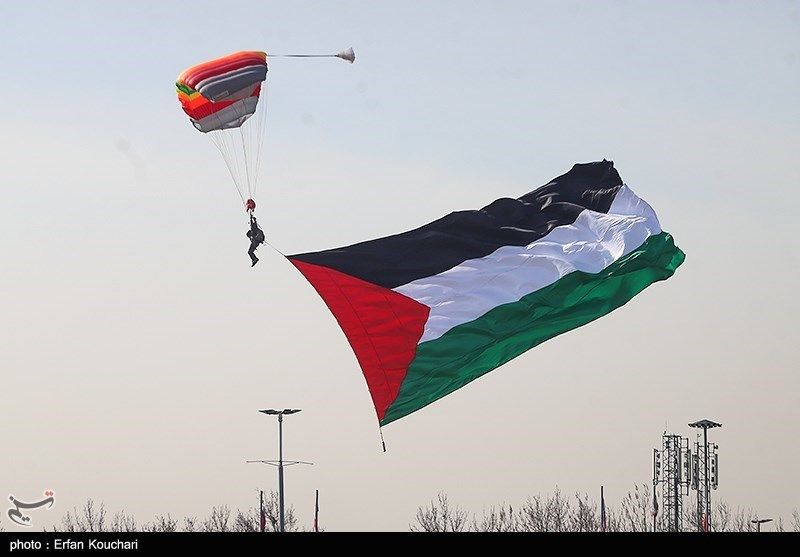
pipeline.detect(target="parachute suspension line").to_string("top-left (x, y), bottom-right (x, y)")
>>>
top-left (230, 101), bottom-right (246, 200)
top-left (252, 83), bottom-right (269, 207)
top-left (209, 105), bottom-right (246, 205)
top-left (224, 85), bottom-right (268, 207)
top-left (211, 132), bottom-right (245, 204)
top-left (222, 131), bottom-right (243, 202)
top-left (247, 97), bottom-right (260, 200)
top-left (239, 124), bottom-right (252, 199)
top-left (244, 99), bottom-right (256, 201)
top-left (230, 82), bottom-right (269, 212)
top-left (211, 99), bottom-right (259, 207)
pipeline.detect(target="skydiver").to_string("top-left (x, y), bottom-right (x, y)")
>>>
top-left (246, 215), bottom-right (265, 267)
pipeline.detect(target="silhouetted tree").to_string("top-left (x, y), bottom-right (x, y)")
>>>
top-left (55, 499), bottom-right (106, 532)
top-left (412, 486), bottom-right (797, 532)
top-left (146, 514), bottom-right (177, 532)
top-left (473, 504), bottom-right (517, 532)
top-left (518, 487), bottom-right (571, 532)
top-left (411, 493), bottom-right (468, 532)
top-left (202, 505), bottom-right (231, 532)
top-left (109, 510), bottom-right (137, 532)
top-left (569, 492), bottom-right (600, 532)
top-left (182, 516), bottom-right (198, 532)
top-left (47, 492), bottom-right (297, 533)
top-left (258, 490), bottom-right (298, 532)
top-left (619, 484), bottom-right (651, 532)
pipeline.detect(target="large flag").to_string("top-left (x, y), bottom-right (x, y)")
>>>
top-left (289, 161), bottom-right (685, 425)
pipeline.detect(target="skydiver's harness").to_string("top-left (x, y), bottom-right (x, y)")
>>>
top-left (248, 214), bottom-right (266, 246)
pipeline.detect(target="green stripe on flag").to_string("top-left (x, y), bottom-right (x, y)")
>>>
top-left (381, 232), bottom-right (685, 425)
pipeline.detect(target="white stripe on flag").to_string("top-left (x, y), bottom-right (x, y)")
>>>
top-left (394, 186), bottom-right (662, 344)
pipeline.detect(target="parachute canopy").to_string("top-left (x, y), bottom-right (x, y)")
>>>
top-left (176, 51), bottom-right (270, 206)
top-left (176, 48), bottom-right (353, 210)
top-left (176, 51), bottom-right (268, 133)
top-left (287, 161), bottom-right (685, 426)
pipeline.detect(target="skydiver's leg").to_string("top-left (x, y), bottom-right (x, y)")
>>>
top-left (249, 242), bottom-right (259, 266)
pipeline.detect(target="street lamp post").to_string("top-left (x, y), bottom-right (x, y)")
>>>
top-left (751, 518), bottom-right (773, 532)
top-left (247, 409), bottom-right (311, 532)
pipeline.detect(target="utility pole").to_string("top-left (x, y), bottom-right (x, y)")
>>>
top-left (689, 419), bottom-right (721, 532)
top-left (277, 411), bottom-right (286, 528)
top-left (247, 409), bottom-right (312, 532)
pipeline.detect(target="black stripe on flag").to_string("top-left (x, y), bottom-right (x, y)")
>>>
top-left (289, 160), bottom-right (623, 289)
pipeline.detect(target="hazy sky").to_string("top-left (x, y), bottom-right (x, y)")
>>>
top-left (2, 1), bottom-right (798, 532)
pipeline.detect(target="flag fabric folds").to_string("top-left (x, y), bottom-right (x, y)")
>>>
top-left (288, 161), bottom-right (685, 425)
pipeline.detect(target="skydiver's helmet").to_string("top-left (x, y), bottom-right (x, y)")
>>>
top-left (245, 199), bottom-right (256, 212)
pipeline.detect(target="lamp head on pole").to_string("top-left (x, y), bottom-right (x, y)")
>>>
top-left (688, 419), bottom-right (722, 430)
top-left (259, 408), bottom-right (302, 416)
